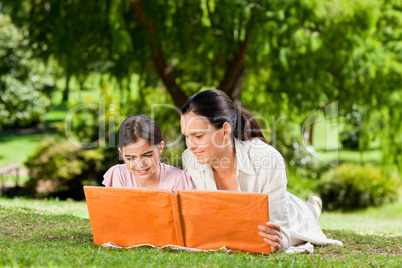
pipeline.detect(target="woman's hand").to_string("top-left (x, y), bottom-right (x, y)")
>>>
top-left (258, 222), bottom-right (283, 253)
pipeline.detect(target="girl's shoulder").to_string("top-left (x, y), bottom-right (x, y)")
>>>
top-left (160, 163), bottom-right (188, 178)
top-left (160, 163), bottom-right (193, 190)
top-left (102, 164), bottom-right (131, 187)
top-left (105, 163), bottom-right (128, 174)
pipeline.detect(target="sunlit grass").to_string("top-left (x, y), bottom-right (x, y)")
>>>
top-left (0, 197), bottom-right (89, 218)
top-left (0, 132), bottom-right (44, 169)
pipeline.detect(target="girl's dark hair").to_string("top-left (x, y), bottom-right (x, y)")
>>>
top-left (181, 89), bottom-right (267, 143)
top-left (118, 114), bottom-right (162, 149)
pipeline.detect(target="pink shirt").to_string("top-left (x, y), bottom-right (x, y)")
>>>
top-left (102, 163), bottom-right (193, 190)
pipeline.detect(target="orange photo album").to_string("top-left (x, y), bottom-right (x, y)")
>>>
top-left (84, 186), bottom-right (271, 254)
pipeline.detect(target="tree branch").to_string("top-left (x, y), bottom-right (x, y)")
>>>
top-left (229, 64), bottom-right (247, 104)
top-left (130, 1), bottom-right (188, 108)
top-left (218, 31), bottom-right (249, 100)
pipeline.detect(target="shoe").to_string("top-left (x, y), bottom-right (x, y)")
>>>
top-left (307, 196), bottom-right (322, 221)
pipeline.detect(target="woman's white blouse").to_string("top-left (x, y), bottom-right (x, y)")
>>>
top-left (182, 138), bottom-right (342, 250)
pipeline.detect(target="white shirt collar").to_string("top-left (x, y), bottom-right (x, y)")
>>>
top-left (234, 138), bottom-right (256, 175)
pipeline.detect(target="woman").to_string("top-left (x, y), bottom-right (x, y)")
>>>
top-left (103, 114), bottom-right (193, 190)
top-left (180, 90), bottom-right (342, 253)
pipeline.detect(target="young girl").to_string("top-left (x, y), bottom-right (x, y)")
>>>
top-left (180, 90), bottom-right (342, 253)
top-left (103, 114), bottom-right (193, 190)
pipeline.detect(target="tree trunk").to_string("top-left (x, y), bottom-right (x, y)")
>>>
top-left (129, 2), bottom-right (188, 108)
top-left (228, 65), bottom-right (247, 105)
top-left (62, 71), bottom-right (71, 104)
top-left (308, 121), bottom-right (314, 146)
top-left (219, 32), bottom-right (249, 103)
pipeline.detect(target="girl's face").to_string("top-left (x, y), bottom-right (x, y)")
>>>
top-left (120, 139), bottom-right (164, 181)
top-left (180, 112), bottom-right (230, 165)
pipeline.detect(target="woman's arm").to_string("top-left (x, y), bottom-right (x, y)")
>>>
top-left (253, 144), bottom-right (291, 252)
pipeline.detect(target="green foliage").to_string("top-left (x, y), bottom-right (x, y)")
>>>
top-left (317, 163), bottom-right (400, 210)
top-left (339, 106), bottom-right (369, 150)
top-left (241, 0), bottom-right (402, 172)
top-left (0, 14), bottom-right (53, 127)
top-left (24, 138), bottom-right (115, 200)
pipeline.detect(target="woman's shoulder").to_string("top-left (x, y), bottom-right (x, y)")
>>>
top-left (237, 138), bottom-right (285, 169)
top-left (246, 138), bottom-right (284, 159)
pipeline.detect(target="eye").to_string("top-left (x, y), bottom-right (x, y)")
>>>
top-left (126, 156), bottom-right (135, 161)
top-left (195, 135), bottom-right (203, 139)
top-left (144, 154), bottom-right (153, 158)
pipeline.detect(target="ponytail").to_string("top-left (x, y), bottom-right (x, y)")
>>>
top-left (234, 107), bottom-right (267, 143)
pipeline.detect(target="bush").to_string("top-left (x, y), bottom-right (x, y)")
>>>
top-left (23, 138), bottom-right (117, 200)
top-left (316, 163), bottom-right (399, 210)
top-left (0, 14), bottom-right (53, 127)
top-left (287, 172), bottom-right (317, 201)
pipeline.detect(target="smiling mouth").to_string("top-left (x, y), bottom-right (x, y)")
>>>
top-left (136, 168), bottom-right (150, 175)
top-left (193, 151), bottom-right (204, 157)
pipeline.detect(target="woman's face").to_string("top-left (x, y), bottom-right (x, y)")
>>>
top-left (120, 138), bottom-right (164, 181)
top-left (180, 112), bottom-right (229, 165)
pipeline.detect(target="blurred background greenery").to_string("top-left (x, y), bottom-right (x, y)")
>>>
top-left (0, 0), bottom-right (401, 208)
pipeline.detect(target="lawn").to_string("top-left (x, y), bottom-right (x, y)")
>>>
top-left (0, 131), bottom-right (44, 169)
top-left (1, 197), bottom-right (401, 267)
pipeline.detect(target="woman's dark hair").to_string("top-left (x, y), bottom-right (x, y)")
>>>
top-left (181, 89), bottom-right (267, 143)
top-left (118, 114), bottom-right (162, 149)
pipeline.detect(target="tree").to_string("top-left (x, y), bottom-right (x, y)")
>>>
top-left (240, 0), bottom-right (402, 171)
top-left (2, 0), bottom-right (274, 106)
top-left (2, 0), bottom-right (401, 171)
top-left (0, 13), bottom-right (52, 127)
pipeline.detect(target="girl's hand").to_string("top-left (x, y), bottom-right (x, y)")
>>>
top-left (258, 222), bottom-right (283, 253)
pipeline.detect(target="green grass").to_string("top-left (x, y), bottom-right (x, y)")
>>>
top-left (43, 105), bottom-right (68, 123)
top-left (0, 132), bottom-right (44, 169)
top-left (320, 203), bottom-right (402, 233)
top-left (0, 197), bottom-right (89, 218)
top-left (1, 197), bottom-right (401, 267)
